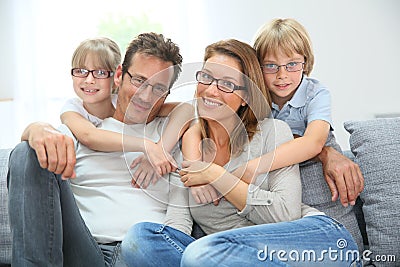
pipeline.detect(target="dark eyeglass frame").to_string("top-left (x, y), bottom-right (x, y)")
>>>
top-left (195, 71), bottom-right (246, 93)
top-left (125, 71), bottom-right (169, 97)
top-left (261, 62), bottom-right (305, 74)
top-left (71, 68), bottom-right (114, 79)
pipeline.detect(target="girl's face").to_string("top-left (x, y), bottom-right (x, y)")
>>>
top-left (262, 50), bottom-right (305, 107)
top-left (196, 54), bottom-right (247, 123)
top-left (72, 53), bottom-right (114, 106)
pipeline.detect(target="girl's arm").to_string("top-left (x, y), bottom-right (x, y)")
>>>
top-left (61, 111), bottom-right (151, 153)
top-left (234, 120), bottom-right (330, 184)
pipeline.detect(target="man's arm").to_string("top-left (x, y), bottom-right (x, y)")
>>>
top-left (21, 122), bottom-right (76, 179)
top-left (317, 146), bottom-right (364, 207)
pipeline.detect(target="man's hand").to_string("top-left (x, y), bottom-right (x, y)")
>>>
top-left (190, 185), bottom-right (221, 206)
top-left (318, 146), bottom-right (364, 207)
top-left (22, 122), bottom-right (76, 179)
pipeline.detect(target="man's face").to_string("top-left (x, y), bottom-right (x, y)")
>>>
top-left (113, 53), bottom-right (173, 124)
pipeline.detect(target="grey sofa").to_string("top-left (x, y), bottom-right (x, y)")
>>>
top-left (1, 118), bottom-right (399, 266)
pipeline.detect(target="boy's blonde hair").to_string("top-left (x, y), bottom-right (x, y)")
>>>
top-left (253, 18), bottom-right (314, 76)
top-left (72, 37), bottom-right (121, 74)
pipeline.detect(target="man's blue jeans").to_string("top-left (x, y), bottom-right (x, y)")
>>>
top-left (7, 142), bottom-right (125, 267)
top-left (123, 216), bottom-right (361, 267)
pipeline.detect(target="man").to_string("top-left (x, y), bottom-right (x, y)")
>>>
top-left (7, 32), bottom-right (192, 267)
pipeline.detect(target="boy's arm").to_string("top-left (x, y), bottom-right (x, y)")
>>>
top-left (234, 120), bottom-right (330, 184)
top-left (61, 111), bottom-right (150, 153)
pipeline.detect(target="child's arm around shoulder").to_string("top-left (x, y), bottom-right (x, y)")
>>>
top-left (61, 111), bottom-right (148, 152)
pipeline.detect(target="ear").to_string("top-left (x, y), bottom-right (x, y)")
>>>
top-left (114, 65), bottom-right (123, 88)
top-left (241, 92), bottom-right (249, 106)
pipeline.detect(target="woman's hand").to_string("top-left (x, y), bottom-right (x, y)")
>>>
top-left (180, 160), bottom-right (224, 186)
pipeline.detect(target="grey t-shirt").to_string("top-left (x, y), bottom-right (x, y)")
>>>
top-left (189, 118), bottom-right (322, 235)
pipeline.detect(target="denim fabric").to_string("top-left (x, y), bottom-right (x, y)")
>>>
top-left (181, 215), bottom-right (361, 267)
top-left (121, 222), bottom-right (195, 267)
top-left (7, 142), bottom-right (122, 267)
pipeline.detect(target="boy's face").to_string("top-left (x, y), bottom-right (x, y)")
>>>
top-left (113, 53), bottom-right (173, 124)
top-left (72, 54), bottom-right (114, 106)
top-left (262, 50), bottom-right (305, 107)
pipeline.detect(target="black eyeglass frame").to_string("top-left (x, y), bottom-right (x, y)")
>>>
top-left (195, 70), bottom-right (246, 93)
top-left (71, 68), bottom-right (114, 79)
top-left (125, 70), bottom-right (170, 97)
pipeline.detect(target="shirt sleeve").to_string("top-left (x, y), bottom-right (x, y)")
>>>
top-left (237, 120), bottom-right (302, 224)
top-left (306, 87), bottom-right (332, 128)
top-left (163, 147), bottom-right (193, 235)
top-left (60, 98), bottom-right (103, 127)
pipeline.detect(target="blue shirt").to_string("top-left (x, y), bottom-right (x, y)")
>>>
top-left (271, 77), bottom-right (332, 137)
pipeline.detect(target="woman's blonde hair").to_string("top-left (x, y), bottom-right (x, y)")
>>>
top-left (253, 18), bottom-right (314, 76)
top-left (199, 39), bottom-right (271, 155)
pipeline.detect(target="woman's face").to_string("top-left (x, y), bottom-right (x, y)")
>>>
top-left (196, 54), bottom-right (247, 123)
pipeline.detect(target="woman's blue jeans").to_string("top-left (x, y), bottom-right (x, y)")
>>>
top-left (123, 216), bottom-right (361, 267)
top-left (7, 142), bottom-right (125, 266)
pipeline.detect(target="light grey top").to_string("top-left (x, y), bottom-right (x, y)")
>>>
top-left (189, 118), bottom-right (323, 235)
top-left (59, 117), bottom-right (192, 243)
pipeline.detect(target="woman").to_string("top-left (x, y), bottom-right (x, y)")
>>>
top-left (121, 39), bottom-right (360, 267)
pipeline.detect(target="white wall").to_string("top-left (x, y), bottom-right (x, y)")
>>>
top-left (1, 0), bottom-right (399, 149)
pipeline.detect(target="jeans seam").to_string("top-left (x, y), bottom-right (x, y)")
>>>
top-left (156, 224), bottom-right (186, 254)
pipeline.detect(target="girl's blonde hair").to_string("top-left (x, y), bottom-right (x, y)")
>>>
top-left (71, 37), bottom-right (121, 76)
top-left (253, 18), bottom-right (314, 76)
top-left (199, 39), bottom-right (271, 155)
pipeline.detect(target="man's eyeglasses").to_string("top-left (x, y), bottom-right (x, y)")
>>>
top-left (126, 71), bottom-right (169, 97)
top-left (71, 68), bottom-right (114, 79)
top-left (196, 71), bottom-right (246, 93)
top-left (261, 62), bottom-right (304, 74)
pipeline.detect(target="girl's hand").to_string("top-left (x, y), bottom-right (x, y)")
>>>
top-left (190, 184), bottom-right (221, 206)
top-left (131, 141), bottom-right (177, 176)
top-left (130, 155), bottom-right (161, 189)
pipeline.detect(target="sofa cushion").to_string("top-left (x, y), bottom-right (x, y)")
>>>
top-left (0, 148), bottom-right (12, 265)
top-left (344, 118), bottom-right (400, 265)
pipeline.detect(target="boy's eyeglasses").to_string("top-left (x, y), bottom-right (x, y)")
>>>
top-left (71, 68), bottom-right (114, 79)
top-left (196, 71), bottom-right (246, 93)
top-left (126, 71), bottom-right (169, 97)
top-left (261, 62), bottom-right (304, 74)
